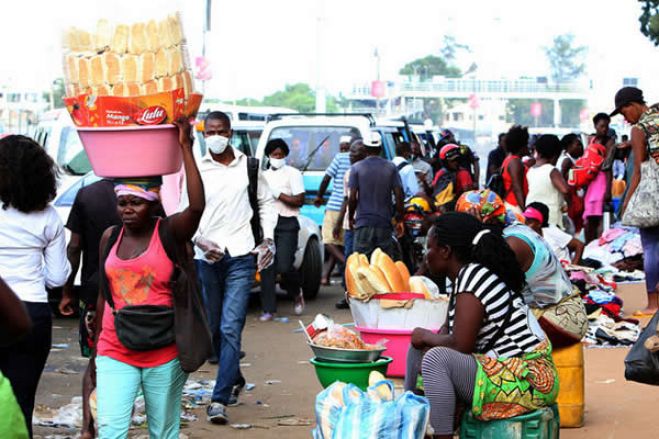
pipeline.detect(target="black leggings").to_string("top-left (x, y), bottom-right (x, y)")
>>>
top-left (0, 302), bottom-right (52, 438)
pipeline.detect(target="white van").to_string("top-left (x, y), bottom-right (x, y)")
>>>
top-left (31, 109), bottom-right (91, 175)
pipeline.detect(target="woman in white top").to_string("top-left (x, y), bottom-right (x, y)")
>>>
top-left (0, 135), bottom-right (71, 436)
top-left (526, 134), bottom-right (569, 228)
top-left (260, 139), bottom-right (306, 320)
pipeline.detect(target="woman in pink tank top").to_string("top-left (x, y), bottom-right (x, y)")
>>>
top-left (84, 120), bottom-right (206, 439)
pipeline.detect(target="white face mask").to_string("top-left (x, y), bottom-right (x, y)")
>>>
top-left (269, 157), bottom-right (286, 169)
top-left (206, 135), bottom-right (229, 155)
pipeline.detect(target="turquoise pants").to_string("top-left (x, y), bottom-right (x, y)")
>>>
top-left (96, 356), bottom-right (187, 439)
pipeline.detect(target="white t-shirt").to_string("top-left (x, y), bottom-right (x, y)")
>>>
top-left (0, 205), bottom-right (71, 302)
top-left (542, 225), bottom-right (573, 262)
top-left (264, 165), bottom-right (305, 218)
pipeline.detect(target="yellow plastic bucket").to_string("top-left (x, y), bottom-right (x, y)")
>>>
top-left (552, 343), bottom-right (585, 428)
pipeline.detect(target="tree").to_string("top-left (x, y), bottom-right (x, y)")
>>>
top-left (399, 55), bottom-right (461, 80)
top-left (639, 1), bottom-right (659, 46)
top-left (236, 83), bottom-right (340, 113)
top-left (544, 34), bottom-right (587, 83)
top-left (440, 35), bottom-right (470, 64)
top-left (42, 78), bottom-right (66, 109)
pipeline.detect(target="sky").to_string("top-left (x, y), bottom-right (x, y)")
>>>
top-left (1, 0), bottom-right (658, 110)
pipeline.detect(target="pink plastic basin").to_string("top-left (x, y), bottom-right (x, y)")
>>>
top-left (77, 125), bottom-right (182, 178)
top-left (355, 326), bottom-right (417, 378)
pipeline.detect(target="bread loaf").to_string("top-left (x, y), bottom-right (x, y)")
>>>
top-left (94, 19), bottom-right (112, 51)
top-left (346, 253), bottom-right (370, 299)
top-left (140, 52), bottom-right (156, 83)
top-left (89, 55), bottom-right (104, 86)
top-left (168, 46), bottom-right (183, 75)
top-left (128, 23), bottom-right (147, 54)
top-left (145, 20), bottom-right (159, 52)
top-left (65, 55), bottom-right (79, 83)
top-left (395, 261), bottom-right (411, 291)
top-left (141, 80), bottom-right (158, 95)
top-left (409, 276), bottom-right (432, 299)
top-left (77, 57), bottom-right (91, 88)
top-left (371, 249), bottom-right (406, 292)
top-left (356, 266), bottom-right (391, 294)
top-left (122, 55), bottom-right (138, 83)
top-left (168, 14), bottom-right (184, 45)
top-left (103, 52), bottom-right (122, 84)
top-left (110, 24), bottom-right (129, 54)
top-left (158, 18), bottom-right (173, 48)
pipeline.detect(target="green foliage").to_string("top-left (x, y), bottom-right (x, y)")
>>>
top-left (399, 55), bottom-right (461, 79)
top-left (236, 83), bottom-right (340, 113)
top-left (43, 78), bottom-right (66, 109)
top-left (544, 34), bottom-right (587, 82)
top-left (440, 35), bottom-right (470, 63)
top-left (560, 99), bottom-right (587, 127)
top-left (639, 1), bottom-right (659, 46)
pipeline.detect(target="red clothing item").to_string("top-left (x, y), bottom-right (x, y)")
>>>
top-left (502, 155), bottom-right (528, 207)
top-left (455, 168), bottom-right (473, 194)
top-left (97, 220), bottom-right (177, 368)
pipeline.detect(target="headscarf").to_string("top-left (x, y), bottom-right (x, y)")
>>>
top-left (456, 189), bottom-right (525, 226)
top-left (113, 177), bottom-right (162, 202)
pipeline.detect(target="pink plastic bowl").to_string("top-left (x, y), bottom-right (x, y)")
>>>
top-left (356, 326), bottom-right (415, 378)
top-left (76, 125), bottom-right (182, 178)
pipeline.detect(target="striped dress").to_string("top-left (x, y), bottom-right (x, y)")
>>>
top-left (447, 263), bottom-right (544, 358)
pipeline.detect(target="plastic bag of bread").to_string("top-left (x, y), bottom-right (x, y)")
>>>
top-left (61, 5), bottom-right (201, 127)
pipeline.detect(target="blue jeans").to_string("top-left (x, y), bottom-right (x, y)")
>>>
top-left (196, 254), bottom-right (256, 404)
top-left (343, 229), bottom-right (354, 259)
top-left (96, 356), bottom-right (187, 439)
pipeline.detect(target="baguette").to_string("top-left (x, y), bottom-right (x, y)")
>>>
top-left (145, 20), bottom-right (160, 52)
top-left (128, 22), bottom-right (147, 54)
top-left (89, 55), bottom-right (104, 86)
top-left (103, 52), bottom-right (122, 85)
top-left (409, 276), bottom-right (432, 299)
top-left (370, 249), bottom-right (406, 292)
top-left (77, 57), bottom-right (91, 88)
top-left (122, 55), bottom-right (139, 83)
top-left (395, 261), bottom-right (411, 291)
top-left (356, 266), bottom-right (391, 294)
top-left (140, 52), bottom-right (156, 83)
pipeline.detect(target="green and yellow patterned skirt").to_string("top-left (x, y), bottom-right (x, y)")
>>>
top-left (471, 340), bottom-right (559, 421)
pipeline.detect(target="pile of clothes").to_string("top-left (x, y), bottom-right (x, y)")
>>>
top-left (566, 265), bottom-right (641, 347)
top-left (582, 224), bottom-right (643, 268)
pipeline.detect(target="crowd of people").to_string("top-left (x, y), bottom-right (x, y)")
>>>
top-left (0, 85), bottom-right (656, 439)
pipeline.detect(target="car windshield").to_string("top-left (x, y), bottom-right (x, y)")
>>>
top-left (268, 126), bottom-right (359, 171)
top-left (58, 127), bottom-right (92, 174)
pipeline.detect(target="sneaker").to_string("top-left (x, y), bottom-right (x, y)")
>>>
top-left (228, 377), bottom-right (246, 407)
top-left (294, 292), bottom-right (305, 316)
top-left (259, 312), bottom-right (274, 322)
top-left (207, 402), bottom-right (228, 425)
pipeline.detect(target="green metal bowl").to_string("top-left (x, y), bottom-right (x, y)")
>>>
top-left (310, 356), bottom-right (392, 390)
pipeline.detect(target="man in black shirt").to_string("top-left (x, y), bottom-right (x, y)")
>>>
top-left (486, 133), bottom-right (507, 183)
top-left (58, 179), bottom-right (121, 357)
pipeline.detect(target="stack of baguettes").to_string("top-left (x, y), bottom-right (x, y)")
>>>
top-left (345, 249), bottom-right (434, 300)
top-left (62, 14), bottom-right (194, 98)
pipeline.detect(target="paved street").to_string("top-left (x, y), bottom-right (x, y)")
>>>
top-left (34, 281), bottom-right (655, 439)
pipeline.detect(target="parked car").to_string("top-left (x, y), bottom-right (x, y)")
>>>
top-left (51, 171), bottom-right (324, 300)
top-left (255, 113), bottom-right (413, 226)
top-left (32, 109), bottom-right (91, 175)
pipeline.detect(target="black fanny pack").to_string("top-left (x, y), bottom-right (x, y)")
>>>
top-left (112, 304), bottom-right (175, 351)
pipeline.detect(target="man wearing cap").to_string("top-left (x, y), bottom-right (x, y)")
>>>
top-left (313, 135), bottom-right (352, 284)
top-left (348, 131), bottom-right (404, 259)
top-left (613, 87), bottom-right (659, 316)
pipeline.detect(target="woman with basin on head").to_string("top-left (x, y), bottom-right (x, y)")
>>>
top-left (404, 212), bottom-right (558, 439)
top-left (89, 119), bottom-right (205, 439)
top-left (260, 138), bottom-right (306, 321)
top-left (0, 135), bottom-right (71, 437)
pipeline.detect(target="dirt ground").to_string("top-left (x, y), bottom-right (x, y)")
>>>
top-left (33, 281), bottom-right (656, 439)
